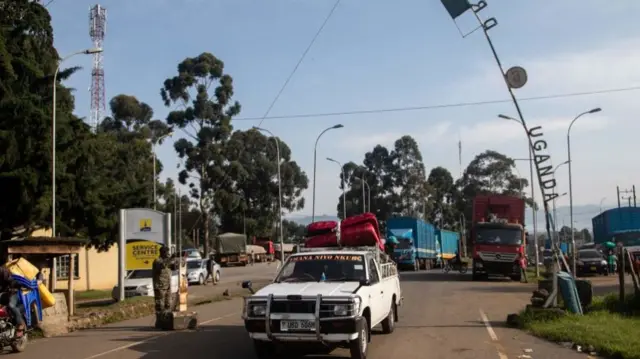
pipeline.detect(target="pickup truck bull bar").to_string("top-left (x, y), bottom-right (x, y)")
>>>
top-left (244, 293), bottom-right (361, 342)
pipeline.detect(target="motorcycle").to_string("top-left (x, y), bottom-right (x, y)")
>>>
top-left (0, 275), bottom-right (44, 353)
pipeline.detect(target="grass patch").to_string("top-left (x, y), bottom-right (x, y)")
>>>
top-left (525, 269), bottom-right (544, 283)
top-left (520, 293), bottom-right (640, 359)
top-left (75, 289), bottom-right (112, 301)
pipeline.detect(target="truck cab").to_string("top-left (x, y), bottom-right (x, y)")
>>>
top-left (241, 246), bottom-right (402, 359)
top-left (471, 195), bottom-right (526, 281)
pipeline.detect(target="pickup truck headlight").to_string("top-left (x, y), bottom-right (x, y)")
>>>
top-left (333, 304), bottom-right (350, 316)
top-left (137, 285), bottom-right (151, 291)
top-left (249, 303), bottom-right (267, 316)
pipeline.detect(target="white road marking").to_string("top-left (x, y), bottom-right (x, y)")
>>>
top-left (479, 309), bottom-right (509, 359)
top-left (83, 312), bottom-right (239, 359)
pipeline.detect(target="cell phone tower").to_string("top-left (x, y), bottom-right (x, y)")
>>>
top-left (89, 4), bottom-right (106, 132)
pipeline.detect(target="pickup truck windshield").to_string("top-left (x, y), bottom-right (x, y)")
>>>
top-left (476, 227), bottom-right (522, 245)
top-left (275, 254), bottom-right (366, 283)
top-left (128, 270), bottom-right (153, 279)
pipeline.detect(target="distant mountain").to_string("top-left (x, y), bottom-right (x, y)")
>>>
top-left (286, 214), bottom-right (339, 226)
top-left (286, 204), bottom-right (613, 232)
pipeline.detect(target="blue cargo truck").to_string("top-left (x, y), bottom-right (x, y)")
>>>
top-left (387, 217), bottom-right (437, 271)
top-left (436, 229), bottom-right (460, 267)
top-left (592, 207), bottom-right (640, 247)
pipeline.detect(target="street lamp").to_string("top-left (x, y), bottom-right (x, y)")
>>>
top-left (500, 114), bottom-right (539, 277)
top-left (567, 107), bottom-right (601, 276)
top-left (326, 158), bottom-right (346, 219)
top-left (152, 132), bottom-right (174, 210)
top-left (51, 47), bottom-right (103, 237)
top-left (312, 124), bottom-right (344, 223)
top-left (352, 176), bottom-right (370, 213)
top-left (253, 126), bottom-right (284, 263)
top-left (599, 197), bottom-right (606, 213)
top-left (551, 161), bottom-right (570, 237)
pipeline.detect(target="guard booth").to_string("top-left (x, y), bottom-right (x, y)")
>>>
top-left (117, 209), bottom-right (172, 302)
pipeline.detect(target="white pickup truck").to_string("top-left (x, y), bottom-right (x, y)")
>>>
top-left (241, 246), bottom-right (402, 359)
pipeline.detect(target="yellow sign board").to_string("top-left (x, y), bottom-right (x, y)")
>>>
top-left (139, 218), bottom-right (152, 232)
top-left (126, 240), bottom-right (162, 270)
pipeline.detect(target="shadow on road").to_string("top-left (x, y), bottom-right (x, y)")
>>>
top-left (108, 324), bottom-right (345, 359)
top-left (400, 271), bottom-right (471, 282)
top-left (471, 284), bottom-right (533, 294)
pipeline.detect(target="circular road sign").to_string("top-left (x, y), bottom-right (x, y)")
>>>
top-left (505, 66), bottom-right (528, 89)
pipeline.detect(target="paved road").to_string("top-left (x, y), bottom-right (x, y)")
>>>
top-left (17, 270), bottom-right (607, 359)
top-left (188, 262), bottom-right (279, 300)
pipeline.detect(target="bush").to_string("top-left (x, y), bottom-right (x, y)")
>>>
top-left (589, 293), bottom-right (640, 316)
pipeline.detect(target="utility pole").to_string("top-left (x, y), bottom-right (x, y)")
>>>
top-left (618, 186), bottom-right (635, 208)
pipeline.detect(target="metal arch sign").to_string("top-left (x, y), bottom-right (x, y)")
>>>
top-left (505, 66), bottom-right (527, 89)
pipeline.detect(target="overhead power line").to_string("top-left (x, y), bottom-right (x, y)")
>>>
top-left (257, 0), bottom-right (342, 127)
top-left (238, 85), bottom-right (640, 122)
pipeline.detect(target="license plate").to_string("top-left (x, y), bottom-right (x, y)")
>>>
top-left (280, 320), bottom-right (314, 331)
top-left (590, 266), bottom-right (597, 271)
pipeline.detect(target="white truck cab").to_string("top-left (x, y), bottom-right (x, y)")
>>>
top-left (242, 245), bottom-right (402, 359)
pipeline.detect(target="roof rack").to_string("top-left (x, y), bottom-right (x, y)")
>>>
top-left (298, 245), bottom-right (394, 265)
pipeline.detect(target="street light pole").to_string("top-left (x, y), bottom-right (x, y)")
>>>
top-left (151, 132), bottom-right (174, 210)
top-left (353, 176), bottom-right (370, 213)
top-left (326, 158), bottom-right (346, 219)
top-left (500, 115), bottom-right (539, 277)
top-left (52, 47), bottom-right (102, 237)
top-left (253, 127), bottom-right (284, 263)
top-left (312, 124), bottom-right (344, 223)
top-left (567, 107), bottom-right (601, 276)
top-left (551, 161), bottom-right (569, 244)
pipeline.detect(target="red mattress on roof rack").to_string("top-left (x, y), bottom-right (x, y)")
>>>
top-left (304, 213), bottom-right (383, 251)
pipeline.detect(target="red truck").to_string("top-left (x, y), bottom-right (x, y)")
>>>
top-left (252, 237), bottom-right (275, 261)
top-left (471, 195), bottom-right (526, 281)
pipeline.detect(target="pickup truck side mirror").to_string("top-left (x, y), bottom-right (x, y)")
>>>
top-left (242, 280), bottom-right (255, 294)
top-left (359, 279), bottom-right (370, 286)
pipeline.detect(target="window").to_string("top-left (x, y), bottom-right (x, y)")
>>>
top-left (56, 255), bottom-right (79, 279)
top-left (368, 258), bottom-right (380, 284)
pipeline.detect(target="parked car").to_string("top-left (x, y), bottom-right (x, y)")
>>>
top-left (576, 249), bottom-right (609, 276)
top-left (181, 248), bottom-right (202, 260)
top-left (111, 269), bottom-right (179, 301)
top-left (186, 258), bottom-right (221, 285)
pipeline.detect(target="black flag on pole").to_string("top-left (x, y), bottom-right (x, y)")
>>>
top-left (441, 0), bottom-right (472, 19)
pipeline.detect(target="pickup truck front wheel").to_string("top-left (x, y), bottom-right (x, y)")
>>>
top-left (349, 319), bottom-right (369, 359)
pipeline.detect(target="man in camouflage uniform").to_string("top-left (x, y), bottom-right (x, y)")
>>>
top-left (152, 246), bottom-right (178, 314)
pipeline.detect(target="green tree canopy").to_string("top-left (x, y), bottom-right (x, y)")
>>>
top-left (160, 52), bottom-right (242, 255)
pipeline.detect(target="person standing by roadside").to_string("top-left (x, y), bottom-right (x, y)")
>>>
top-left (152, 246), bottom-right (178, 315)
top-left (517, 252), bottom-right (528, 283)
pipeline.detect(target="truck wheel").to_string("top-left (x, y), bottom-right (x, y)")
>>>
top-left (349, 319), bottom-right (369, 359)
top-left (510, 274), bottom-right (522, 282)
top-left (381, 302), bottom-right (396, 334)
top-left (253, 340), bottom-right (276, 359)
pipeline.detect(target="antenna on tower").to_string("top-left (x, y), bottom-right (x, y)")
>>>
top-left (89, 4), bottom-right (106, 133)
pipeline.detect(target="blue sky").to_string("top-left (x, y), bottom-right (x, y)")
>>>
top-left (50, 0), bottom-right (640, 221)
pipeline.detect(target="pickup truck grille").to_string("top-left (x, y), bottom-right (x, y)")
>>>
top-left (271, 300), bottom-right (315, 314)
